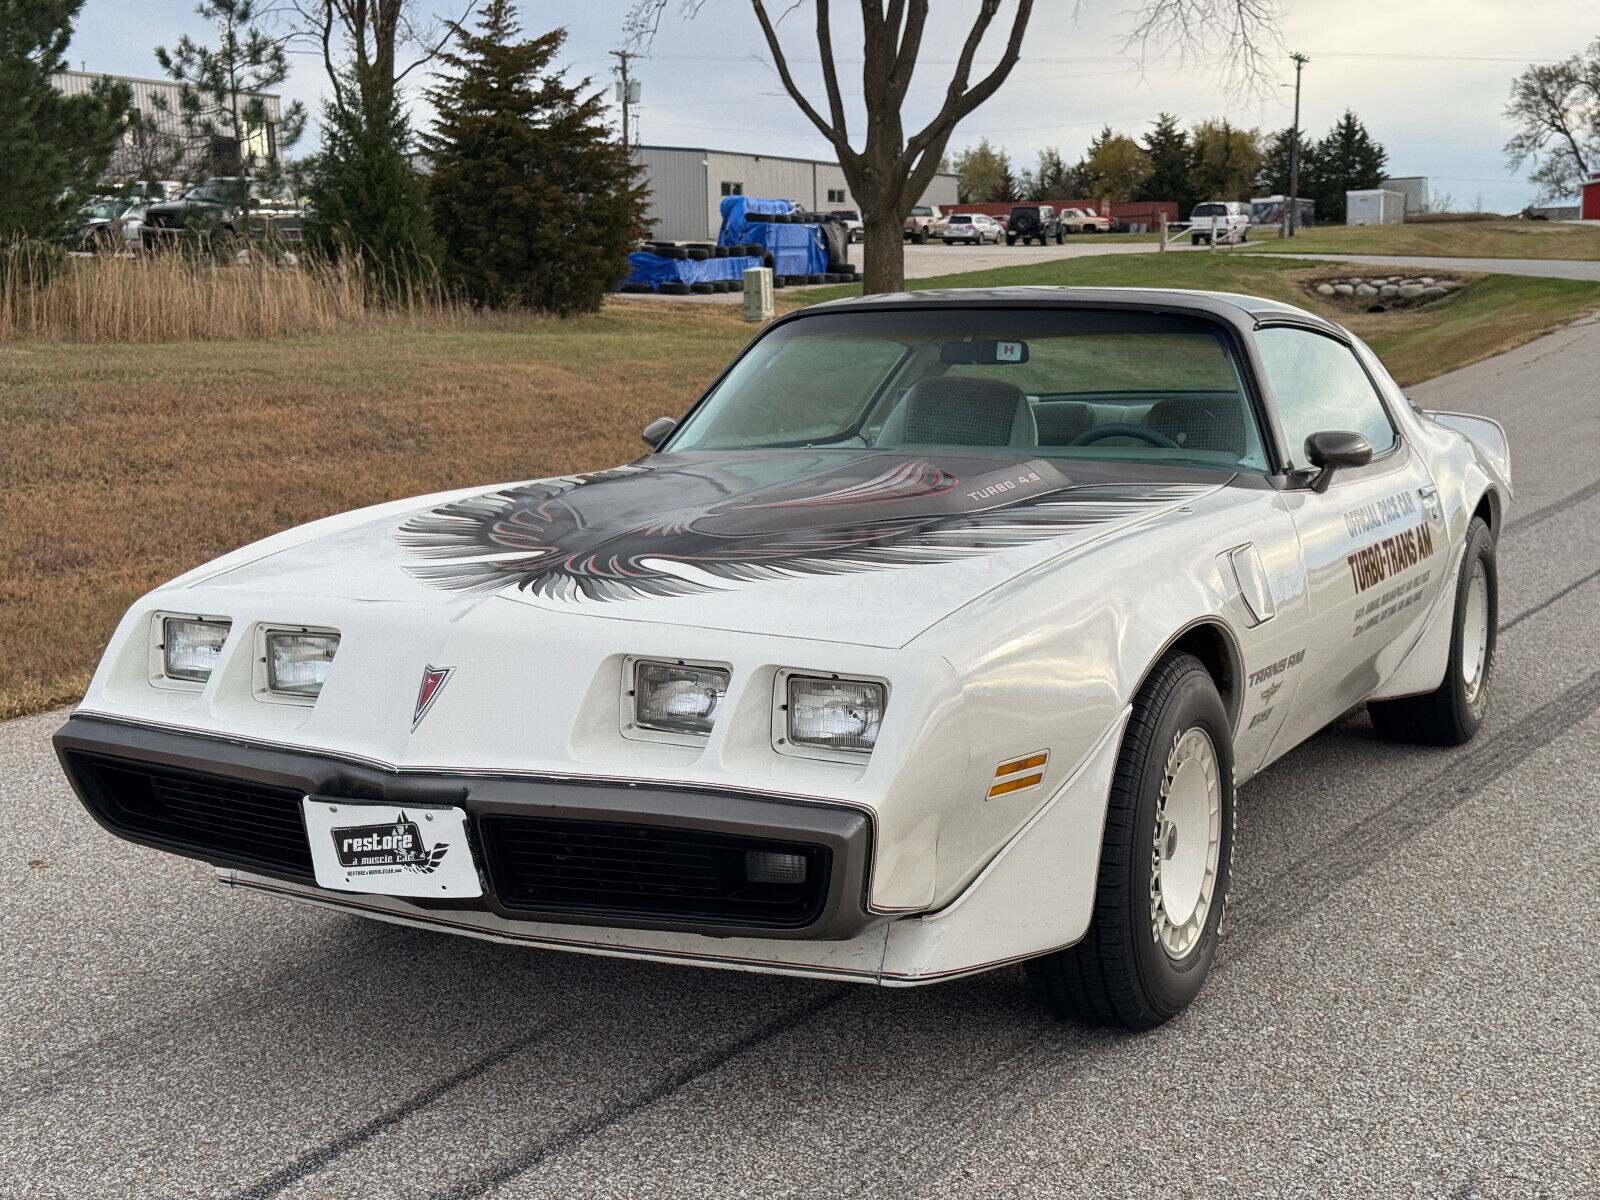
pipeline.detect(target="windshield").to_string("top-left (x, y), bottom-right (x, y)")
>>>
top-left (909, 207), bottom-right (931, 216)
top-left (948, 215), bottom-right (972, 224)
top-left (1191, 203), bottom-right (1229, 217)
top-left (668, 309), bottom-right (1268, 473)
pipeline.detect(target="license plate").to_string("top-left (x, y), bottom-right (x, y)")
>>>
top-left (302, 799), bottom-right (483, 898)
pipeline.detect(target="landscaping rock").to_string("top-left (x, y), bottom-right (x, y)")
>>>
top-left (1397, 284), bottom-right (1424, 299)
top-left (1355, 283), bottom-right (1378, 296)
top-left (1380, 284), bottom-right (1399, 298)
top-left (1422, 285), bottom-right (1448, 298)
top-left (1316, 283), bottom-right (1336, 296)
top-left (1419, 277), bottom-right (1435, 286)
top-left (1334, 283), bottom-right (1354, 296)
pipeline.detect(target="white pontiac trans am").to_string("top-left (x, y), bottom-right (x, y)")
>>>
top-left (57, 287), bottom-right (1511, 1029)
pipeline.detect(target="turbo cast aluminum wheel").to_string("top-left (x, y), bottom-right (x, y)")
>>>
top-left (1026, 650), bottom-right (1234, 1029)
top-left (1150, 728), bottom-right (1222, 958)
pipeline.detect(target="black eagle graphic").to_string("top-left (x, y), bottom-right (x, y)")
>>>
top-left (396, 455), bottom-right (1210, 602)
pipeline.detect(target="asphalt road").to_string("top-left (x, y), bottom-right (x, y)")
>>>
top-left (4, 316), bottom-right (1600, 1199)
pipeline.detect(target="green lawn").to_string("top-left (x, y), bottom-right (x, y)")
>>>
top-left (790, 251), bottom-right (1600, 386)
top-left (1239, 220), bottom-right (1600, 261)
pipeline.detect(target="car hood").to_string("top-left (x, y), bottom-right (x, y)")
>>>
top-left (187, 451), bottom-right (1223, 648)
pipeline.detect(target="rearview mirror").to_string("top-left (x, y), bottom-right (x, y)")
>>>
top-left (641, 416), bottom-right (677, 449)
top-left (1304, 430), bottom-right (1372, 493)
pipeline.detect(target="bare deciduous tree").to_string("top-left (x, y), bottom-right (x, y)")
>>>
top-left (628, 1), bottom-right (1279, 293)
top-left (1504, 44), bottom-right (1600, 205)
top-left (281, 0), bottom-right (474, 111)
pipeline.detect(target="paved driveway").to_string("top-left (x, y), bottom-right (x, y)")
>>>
top-left (4, 320), bottom-right (1600, 1197)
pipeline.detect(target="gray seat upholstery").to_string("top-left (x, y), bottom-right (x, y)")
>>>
top-left (1032, 402), bottom-right (1095, 446)
top-left (1146, 396), bottom-right (1248, 455)
top-left (877, 377), bottom-right (1036, 448)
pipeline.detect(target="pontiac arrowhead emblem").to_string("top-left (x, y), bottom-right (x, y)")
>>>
top-left (412, 664), bottom-right (454, 729)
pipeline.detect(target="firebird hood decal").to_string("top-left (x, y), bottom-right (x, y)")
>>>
top-left (395, 452), bottom-right (1213, 603)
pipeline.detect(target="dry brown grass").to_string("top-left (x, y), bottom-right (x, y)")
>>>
top-left (0, 299), bottom-right (757, 717)
top-left (0, 247), bottom-right (463, 342)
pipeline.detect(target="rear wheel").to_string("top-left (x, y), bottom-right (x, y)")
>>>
top-left (1026, 652), bottom-right (1234, 1029)
top-left (1368, 516), bottom-right (1496, 745)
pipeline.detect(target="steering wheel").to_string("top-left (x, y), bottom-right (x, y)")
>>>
top-left (1068, 423), bottom-right (1180, 449)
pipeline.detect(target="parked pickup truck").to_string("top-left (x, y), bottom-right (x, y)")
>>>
top-left (1060, 207), bottom-right (1112, 234)
top-left (903, 205), bottom-right (943, 244)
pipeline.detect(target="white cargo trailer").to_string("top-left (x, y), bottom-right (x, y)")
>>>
top-left (1345, 189), bottom-right (1406, 226)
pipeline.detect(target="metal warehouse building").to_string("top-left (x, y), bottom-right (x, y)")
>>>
top-left (634, 144), bottom-right (958, 242)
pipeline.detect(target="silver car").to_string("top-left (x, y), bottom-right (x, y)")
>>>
top-left (942, 213), bottom-right (1002, 245)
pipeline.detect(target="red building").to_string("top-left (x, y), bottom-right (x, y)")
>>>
top-left (1581, 172), bottom-right (1600, 221)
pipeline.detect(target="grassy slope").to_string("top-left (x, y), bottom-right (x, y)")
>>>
top-left (790, 251), bottom-right (1600, 386)
top-left (0, 303), bottom-right (753, 718)
top-left (4, 251), bottom-right (1597, 717)
top-left (1239, 220), bottom-right (1600, 260)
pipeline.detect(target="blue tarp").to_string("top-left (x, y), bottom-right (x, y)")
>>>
top-left (625, 251), bottom-right (764, 288)
top-left (717, 194), bottom-right (829, 276)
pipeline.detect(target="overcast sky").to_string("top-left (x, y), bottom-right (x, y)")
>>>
top-left (68, 0), bottom-right (1595, 210)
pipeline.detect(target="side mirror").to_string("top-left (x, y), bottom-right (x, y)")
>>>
top-left (641, 416), bottom-right (677, 450)
top-left (1304, 430), bottom-right (1372, 493)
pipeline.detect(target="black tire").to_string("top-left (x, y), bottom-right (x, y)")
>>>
top-left (688, 281), bottom-right (716, 294)
top-left (1240, 229), bottom-right (1249, 242)
top-left (1054, 229), bottom-right (1064, 244)
top-left (657, 281), bottom-right (690, 295)
top-left (1026, 651), bottom-right (1235, 1030)
top-left (727, 278), bottom-right (744, 292)
top-left (710, 279), bottom-right (731, 293)
top-left (1368, 516), bottom-right (1497, 746)
top-left (685, 247), bottom-right (710, 260)
top-left (617, 281), bottom-right (654, 294)
top-left (1006, 235), bottom-right (1016, 246)
top-left (655, 245), bottom-right (688, 260)
top-left (711, 245), bottom-right (730, 258)
top-left (804, 273), bottom-right (826, 284)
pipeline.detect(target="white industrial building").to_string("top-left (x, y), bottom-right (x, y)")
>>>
top-left (633, 144), bottom-right (958, 242)
top-left (51, 70), bottom-right (285, 179)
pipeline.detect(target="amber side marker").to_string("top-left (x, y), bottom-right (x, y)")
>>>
top-left (988, 750), bottom-right (1049, 798)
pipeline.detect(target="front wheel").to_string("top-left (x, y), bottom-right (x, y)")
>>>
top-left (1026, 651), bottom-right (1234, 1029)
top-left (1368, 516), bottom-right (1496, 745)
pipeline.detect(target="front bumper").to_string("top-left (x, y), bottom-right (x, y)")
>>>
top-left (55, 714), bottom-right (876, 941)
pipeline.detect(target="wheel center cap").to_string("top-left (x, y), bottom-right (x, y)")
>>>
top-left (1162, 820), bottom-right (1179, 860)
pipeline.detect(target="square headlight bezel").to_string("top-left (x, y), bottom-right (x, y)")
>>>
top-left (150, 613), bottom-right (233, 691)
top-left (253, 624), bottom-right (341, 705)
top-left (620, 655), bottom-right (732, 747)
top-left (771, 668), bottom-right (890, 763)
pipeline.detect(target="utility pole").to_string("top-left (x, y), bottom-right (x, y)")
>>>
top-left (610, 50), bottom-right (640, 149)
top-left (1286, 51), bottom-right (1309, 238)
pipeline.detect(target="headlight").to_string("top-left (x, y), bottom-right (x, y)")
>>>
top-left (633, 660), bottom-right (729, 736)
top-left (265, 631), bottom-right (340, 698)
top-left (163, 617), bottom-right (230, 682)
top-left (785, 675), bottom-right (886, 754)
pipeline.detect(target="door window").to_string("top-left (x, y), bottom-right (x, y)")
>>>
top-left (1256, 327), bottom-right (1397, 470)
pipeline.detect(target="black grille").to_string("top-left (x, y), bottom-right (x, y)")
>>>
top-left (66, 753), bottom-right (313, 879)
top-left (479, 815), bottom-right (829, 929)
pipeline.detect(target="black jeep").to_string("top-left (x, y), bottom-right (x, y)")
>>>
top-left (1006, 204), bottom-right (1064, 246)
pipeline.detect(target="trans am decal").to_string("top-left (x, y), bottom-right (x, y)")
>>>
top-left (396, 453), bottom-right (1211, 602)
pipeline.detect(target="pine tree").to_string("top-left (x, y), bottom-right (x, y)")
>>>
top-left (1305, 110), bottom-right (1387, 222)
top-left (1138, 113), bottom-right (1193, 214)
top-left (990, 163), bottom-right (1020, 203)
top-left (303, 66), bottom-right (440, 289)
top-left (1028, 147), bottom-right (1072, 200)
top-left (0, 0), bottom-right (131, 238)
top-left (424, 1), bottom-right (647, 313)
top-left (154, 0), bottom-right (305, 182)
